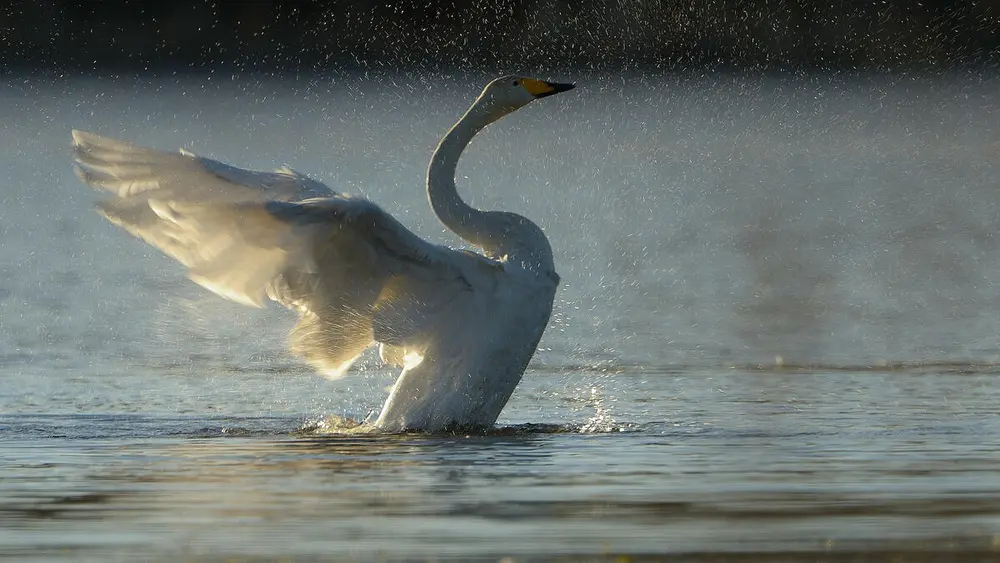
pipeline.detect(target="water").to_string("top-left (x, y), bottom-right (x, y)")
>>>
top-left (3, 71), bottom-right (1000, 561)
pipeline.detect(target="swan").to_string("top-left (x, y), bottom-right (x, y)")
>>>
top-left (71, 76), bottom-right (575, 432)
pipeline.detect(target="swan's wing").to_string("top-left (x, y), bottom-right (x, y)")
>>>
top-left (73, 130), bottom-right (497, 378)
top-left (71, 129), bottom-right (333, 203)
top-left (96, 196), bottom-right (319, 308)
top-left (89, 193), bottom-right (488, 377)
top-left (264, 199), bottom-right (486, 346)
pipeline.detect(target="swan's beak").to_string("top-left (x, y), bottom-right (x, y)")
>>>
top-left (523, 79), bottom-right (576, 99)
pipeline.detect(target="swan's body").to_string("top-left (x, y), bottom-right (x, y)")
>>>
top-left (71, 76), bottom-right (574, 432)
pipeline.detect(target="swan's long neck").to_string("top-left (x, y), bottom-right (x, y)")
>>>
top-left (427, 101), bottom-right (497, 250)
top-left (427, 98), bottom-right (556, 274)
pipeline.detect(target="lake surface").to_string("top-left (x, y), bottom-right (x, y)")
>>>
top-left (2, 71), bottom-right (1000, 561)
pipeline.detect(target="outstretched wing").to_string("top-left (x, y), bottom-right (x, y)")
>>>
top-left (72, 130), bottom-right (493, 378)
top-left (71, 129), bottom-right (332, 203)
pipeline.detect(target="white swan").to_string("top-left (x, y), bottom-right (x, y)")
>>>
top-left (71, 76), bottom-right (575, 432)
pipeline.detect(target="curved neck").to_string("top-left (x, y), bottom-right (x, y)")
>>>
top-left (427, 102), bottom-right (497, 251)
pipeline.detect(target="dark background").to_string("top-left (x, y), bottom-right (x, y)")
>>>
top-left (4, 0), bottom-right (1000, 73)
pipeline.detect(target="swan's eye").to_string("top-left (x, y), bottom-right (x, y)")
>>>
top-left (512, 80), bottom-right (520, 87)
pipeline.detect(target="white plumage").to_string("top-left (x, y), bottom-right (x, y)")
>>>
top-left (72, 76), bottom-right (574, 432)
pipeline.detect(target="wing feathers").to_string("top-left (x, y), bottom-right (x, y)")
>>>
top-left (72, 129), bottom-right (334, 202)
top-left (73, 130), bottom-right (491, 378)
top-left (290, 311), bottom-right (374, 379)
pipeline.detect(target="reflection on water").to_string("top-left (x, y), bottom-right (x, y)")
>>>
top-left (3, 368), bottom-right (1000, 561)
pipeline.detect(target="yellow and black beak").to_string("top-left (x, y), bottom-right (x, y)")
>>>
top-left (522, 78), bottom-right (576, 99)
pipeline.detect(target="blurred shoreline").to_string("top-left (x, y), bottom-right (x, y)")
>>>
top-left (4, 1), bottom-right (998, 74)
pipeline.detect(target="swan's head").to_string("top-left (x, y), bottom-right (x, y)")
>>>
top-left (474, 76), bottom-right (575, 123)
